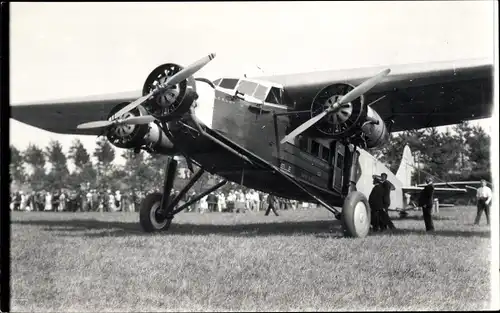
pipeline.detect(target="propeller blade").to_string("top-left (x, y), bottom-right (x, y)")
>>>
top-left (77, 120), bottom-right (114, 130)
top-left (280, 110), bottom-right (328, 144)
top-left (339, 68), bottom-right (390, 104)
top-left (110, 53), bottom-right (216, 119)
top-left (166, 53), bottom-right (216, 87)
top-left (111, 93), bottom-right (153, 121)
top-left (119, 115), bottom-right (156, 125)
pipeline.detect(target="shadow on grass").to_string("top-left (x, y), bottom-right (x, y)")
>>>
top-left (11, 218), bottom-right (491, 239)
top-left (12, 218), bottom-right (344, 238)
top-left (395, 215), bottom-right (456, 221)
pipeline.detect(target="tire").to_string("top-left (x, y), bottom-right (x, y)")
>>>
top-left (139, 192), bottom-right (172, 232)
top-left (341, 191), bottom-right (371, 238)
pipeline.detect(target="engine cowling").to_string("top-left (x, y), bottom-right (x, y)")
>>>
top-left (360, 106), bottom-right (389, 148)
top-left (141, 63), bottom-right (198, 120)
top-left (310, 83), bottom-right (367, 138)
top-left (106, 102), bottom-right (176, 154)
top-left (309, 83), bottom-right (388, 148)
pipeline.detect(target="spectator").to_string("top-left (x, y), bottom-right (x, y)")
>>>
top-left (474, 179), bottom-right (492, 226)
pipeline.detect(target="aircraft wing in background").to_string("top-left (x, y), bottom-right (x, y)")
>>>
top-left (402, 186), bottom-right (467, 194)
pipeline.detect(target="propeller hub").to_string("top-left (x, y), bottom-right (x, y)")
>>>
top-left (113, 112), bottom-right (136, 137)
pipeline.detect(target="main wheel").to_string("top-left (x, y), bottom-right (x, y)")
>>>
top-left (341, 191), bottom-right (371, 238)
top-left (139, 192), bottom-right (172, 232)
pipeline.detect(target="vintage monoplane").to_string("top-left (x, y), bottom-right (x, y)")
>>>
top-left (11, 54), bottom-right (493, 237)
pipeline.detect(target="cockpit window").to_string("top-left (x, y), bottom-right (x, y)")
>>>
top-left (253, 84), bottom-right (269, 100)
top-left (265, 87), bottom-right (283, 104)
top-left (219, 78), bottom-right (239, 90)
top-left (237, 80), bottom-right (258, 95)
top-left (213, 78), bottom-right (222, 86)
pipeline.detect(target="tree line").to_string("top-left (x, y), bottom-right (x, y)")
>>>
top-left (369, 122), bottom-right (491, 184)
top-left (10, 122), bottom-right (491, 193)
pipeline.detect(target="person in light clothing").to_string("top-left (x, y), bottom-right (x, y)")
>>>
top-left (45, 191), bottom-right (52, 211)
top-left (474, 179), bottom-right (492, 226)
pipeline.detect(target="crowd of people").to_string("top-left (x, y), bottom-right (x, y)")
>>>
top-left (9, 186), bottom-right (317, 214)
top-left (10, 172), bottom-right (492, 230)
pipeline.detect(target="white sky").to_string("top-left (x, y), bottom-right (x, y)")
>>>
top-left (10, 1), bottom-right (497, 168)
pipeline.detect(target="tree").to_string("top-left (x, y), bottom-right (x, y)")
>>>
top-left (10, 145), bottom-right (26, 186)
top-left (23, 144), bottom-right (47, 190)
top-left (467, 125), bottom-right (491, 180)
top-left (45, 140), bottom-right (69, 190)
top-left (121, 150), bottom-right (156, 192)
top-left (452, 122), bottom-right (473, 173)
top-left (68, 139), bottom-right (91, 172)
top-left (93, 138), bottom-right (115, 189)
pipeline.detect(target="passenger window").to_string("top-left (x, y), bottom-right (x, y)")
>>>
top-left (298, 136), bottom-right (308, 151)
top-left (265, 87), bottom-right (283, 104)
top-left (311, 141), bottom-right (320, 157)
top-left (219, 78), bottom-right (239, 89)
top-left (321, 147), bottom-right (330, 162)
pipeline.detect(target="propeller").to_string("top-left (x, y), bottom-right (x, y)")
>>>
top-left (111, 53), bottom-right (216, 120)
top-left (76, 53), bottom-right (216, 131)
top-left (77, 115), bottom-right (156, 130)
top-left (280, 68), bottom-right (390, 144)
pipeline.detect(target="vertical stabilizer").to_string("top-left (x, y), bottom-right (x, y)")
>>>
top-left (395, 145), bottom-right (414, 186)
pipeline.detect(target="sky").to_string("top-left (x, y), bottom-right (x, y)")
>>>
top-left (9, 1), bottom-right (497, 170)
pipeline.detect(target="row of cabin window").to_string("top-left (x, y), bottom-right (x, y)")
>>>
top-left (297, 137), bottom-right (331, 163)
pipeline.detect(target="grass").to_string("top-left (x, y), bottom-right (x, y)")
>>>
top-left (10, 206), bottom-right (493, 311)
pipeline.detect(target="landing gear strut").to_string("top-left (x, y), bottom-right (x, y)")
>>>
top-left (139, 156), bottom-right (227, 232)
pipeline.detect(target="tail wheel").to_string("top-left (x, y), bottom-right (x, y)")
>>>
top-left (139, 192), bottom-right (172, 232)
top-left (341, 191), bottom-right (371, 238)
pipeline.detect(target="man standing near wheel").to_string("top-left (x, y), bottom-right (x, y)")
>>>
top-left (418, 177), bottom-right (435, 232)
top-left (379, 173), bottom-right (396, 230)
top-left (369, 176), bottom-right (385, 232)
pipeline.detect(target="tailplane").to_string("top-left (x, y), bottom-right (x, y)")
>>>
top-left (395, 145), bottom-right (414, 186)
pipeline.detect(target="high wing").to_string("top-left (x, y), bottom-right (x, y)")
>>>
top-left (11, 91), bottom-right (142, 136)
top-left (259, 58), bottom-right (493, 132)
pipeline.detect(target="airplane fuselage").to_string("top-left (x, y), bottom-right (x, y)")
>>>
top-left (166, 79), bottom-right (405, 210)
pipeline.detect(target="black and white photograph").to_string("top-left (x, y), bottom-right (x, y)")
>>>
top-left (4, 1), bottom-right (499, 311)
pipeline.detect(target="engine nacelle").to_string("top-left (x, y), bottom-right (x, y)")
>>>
top-left (309, 83), bottom-right (388, 148)
top-left (360, 106), bottom-right (389, 148)
top-left (141, 63), bottom-right (198, 120)
top-left (106, 102), bottom-right (176, 154)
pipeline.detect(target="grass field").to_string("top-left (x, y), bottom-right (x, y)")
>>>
top-left (10, 206), bottom-right (494, 311)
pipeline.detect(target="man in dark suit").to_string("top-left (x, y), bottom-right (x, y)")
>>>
top-left (369, 176), bottom-right (386, 231)
top-left (418, 177), bottom-right (435, 231)
top-left (379, 173), bottom-right (396, 230)
top-left (265, 194), bottom-right (279, 216)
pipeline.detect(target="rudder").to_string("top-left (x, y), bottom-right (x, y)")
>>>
top-left (395, 145), bottom-right (414, 186)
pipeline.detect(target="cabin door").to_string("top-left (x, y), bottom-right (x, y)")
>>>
top-left (331, 141), bottom-right (345, 193)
